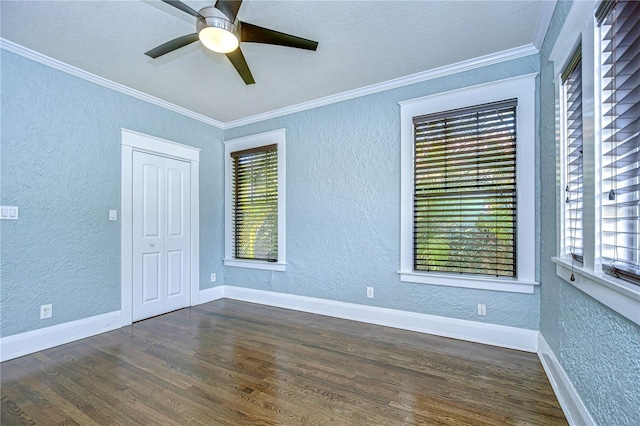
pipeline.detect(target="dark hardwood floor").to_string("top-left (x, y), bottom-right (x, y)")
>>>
top-left (1, 299), bottom-right (567, 425)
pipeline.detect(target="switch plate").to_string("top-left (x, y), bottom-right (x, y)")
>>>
top-left (109, 210), bottom-right (118, 221)
top-left (210, 273), bottom-right (216, 282)
top-left (367, 287), bottom-right (374, 298)
top-left (0, 206), bottom-right (18, 220)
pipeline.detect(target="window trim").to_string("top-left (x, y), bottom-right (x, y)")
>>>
top-left (398, 74), bottom-right (538, 294)
top-left (223, 129), bottom-right (286, 271)
top-left (551, 0), bottom-right (640, 326)
top-left (560, 46), bottom-right (585, 263)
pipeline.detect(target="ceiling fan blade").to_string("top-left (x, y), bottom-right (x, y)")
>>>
top-left (226, 47), bottom-right (255, 85)
top-left (161, 0), bottom-right (201, 18)
top-left (240, 22), bottom-right (318, 51)
top-left (214, 0), bottom-right (243, 22)
top-left (145, 33), bottom-right (199, 58)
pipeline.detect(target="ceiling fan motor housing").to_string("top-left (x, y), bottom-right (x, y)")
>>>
top-left (196, 6), bottom-right (240, 40)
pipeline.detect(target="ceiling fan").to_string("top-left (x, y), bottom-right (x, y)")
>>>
top-left (145, 0), bottom-right (318, 85)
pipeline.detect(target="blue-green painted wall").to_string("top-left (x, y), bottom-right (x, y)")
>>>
top-left (0, 51), bottom-right (224, 337)
top-left (3, 6), bottom-right (638, 422)
top-left (538, 2), bottom-right (640, 425)
top-left (224, 54), bottom-right (542, 329)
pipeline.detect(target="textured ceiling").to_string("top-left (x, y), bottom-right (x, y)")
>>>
top-left (1, 1), bottom-right (550, 123)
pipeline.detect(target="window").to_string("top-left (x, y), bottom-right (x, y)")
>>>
top-left (597, 0), bottom-right (640, 285)
top-left (231, 144), bottom-right (278, 261)
top-left (550, 0), bottom-right (639, 326)
top-left (413, 100), bottom-right (517, 278)
top-left (224, 129), bottom-right (286, 271)
top-left (561, 46), bottom-right (584, 265)
top-left (399, 74), bottom-right (537, 294)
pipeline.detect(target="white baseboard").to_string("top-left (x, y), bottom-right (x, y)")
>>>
top-left (2, 286), bottom-right (592, 426)
top-left (217, 286), bottom-right (539, 352)
top-left (538, 334), bottom-right (595, 426)
top-left (199, 286), bottom-right (225, 304)
top-left (0, 311), bottom-right (122, 362)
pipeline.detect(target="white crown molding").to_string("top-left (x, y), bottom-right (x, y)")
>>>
top-left (0, 311), bottom-right (122, 362)
top-left (538, 334), bottom-right (596, 426)
top-left (0, 38), bottom-right (225, 129)
top-left (223, 44), bottom-right (539, 129)
top-left (2, 39), bottom-right (539, 132)
top-left (533, 0), bottom-right (558, 50)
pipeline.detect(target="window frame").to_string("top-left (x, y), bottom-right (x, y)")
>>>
top-left (550, 0), bottom-right (640, 326)
top-left (224, 129), bottom-right (286, 271)
top-left (399, 74), bottom-right (538, 294)
top-left (560, 45), bottom-right (585, 264)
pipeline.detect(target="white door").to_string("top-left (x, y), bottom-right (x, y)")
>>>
top-left (132, 151), bottom-right (191, 321)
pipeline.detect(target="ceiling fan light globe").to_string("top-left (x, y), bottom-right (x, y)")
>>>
top-left (199, 27), bottom-right (239, 53)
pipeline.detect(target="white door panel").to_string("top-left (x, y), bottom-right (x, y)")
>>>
top-left (167, 168), bottom-right (184, 237)
top-left (164, 158), bottom-right (191, 312)
top-left (142, 253), bottom-right (161, 303)
top-left (167, 250), bottom-right (183, 296)
top-left (142, 164), bottom-right (161, 238)
top-left (132, 151), bottom-right (190, 321)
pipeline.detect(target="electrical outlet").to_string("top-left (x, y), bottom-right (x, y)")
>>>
top-left (367, 287), bottom-right (374, 298)
top-left (210, 273), bottom-right (216, 282)
top-left (477, 303), bottom-right (487, 316)
top-left (40, 304), bottom-right (52, 319)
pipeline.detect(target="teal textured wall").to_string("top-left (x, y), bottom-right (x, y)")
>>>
top-left (538, 2), bottom-right (640, 425)
top-left (0, 51), bottom-right (224, 337)
top-left (224, 54), bottom-right (542, 329)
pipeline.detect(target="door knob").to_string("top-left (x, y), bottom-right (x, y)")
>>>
top-left (150, 242), bottom-right (155, 247)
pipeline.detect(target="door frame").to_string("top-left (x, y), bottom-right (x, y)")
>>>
top-left (121, 129), bottom-right (200, 326)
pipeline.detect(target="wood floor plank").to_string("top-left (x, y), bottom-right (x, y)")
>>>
top-left (1, 299), bottom-right (567, 425)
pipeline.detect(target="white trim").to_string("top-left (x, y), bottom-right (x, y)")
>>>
top-left (223, 259), bottom-right (286, 271)
top-left (549, 1), bottom-right (598, 78)
top-left (121, 144), bottom-right (134, 326)
top-left (2, 37), bottom-right (538, 130)
top-left (219, 286), bottom-right (539, 352)
top-left (224, 45), bottom-right (538, 129)
top-left (552, 257), bottom-right (640, 326)
top-left (533, 1), bottom-right (558, 51)
top-left (120, 129), bottom-right (201, 326)
top-left (0, 311), bottom-right (122, 362)
top-left (121, 128), bottom-right (201, 160)
top-left (199, 286), bottom-right (225, 304)
top-left (1, 38), bottom-right (539, 130)
top-left (550, 1), bottom-right (640, 326)
top-left (0, 38), bottom-right (224, 129)
top-left (398, 271), bottom-right (536, 294)
top-left (189, 160), bottom-right (201, 307)
top-left (223, 129), bottom-right (286, 271)
top-left (1, 286), bottom-right (538, 362)
top-left (538, 334), bottom-right (596, 426)
top-left (399, 74), bottom-right (538, 293)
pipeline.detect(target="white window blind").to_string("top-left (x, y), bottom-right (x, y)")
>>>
top-left (562, 46), bottom-right (584, 264)
top-left (598, 0), bottom-right (640, 285)
top-left (230, 144), bottom-right (278, 262)
top-left (413, 99), bottom-right (518, 277)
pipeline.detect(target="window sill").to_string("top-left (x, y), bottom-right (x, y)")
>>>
top-left (223, 258), bottom-right (286, 272)
top-left (398, 270), bottom-right (537, 294)
top-left (552, 257), bottom-right (640, 326)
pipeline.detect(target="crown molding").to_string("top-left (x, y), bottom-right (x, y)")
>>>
top-left (533, 0), bottom-right (558, 50)
top-left (0, 38), bottom-right (224, 129)
top-left (223, 43), bottom-right (539, 129)
top-left (2, 38), bottom-right (539, 131)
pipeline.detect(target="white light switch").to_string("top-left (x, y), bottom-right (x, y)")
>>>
top-left (0, 206), bottom-right (18, 220)
top-left (109, 210), bottom-right (118, 221)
